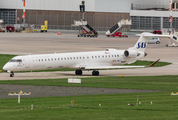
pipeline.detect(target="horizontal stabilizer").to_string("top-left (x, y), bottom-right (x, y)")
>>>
top-left (136, 33), bottom-right (170, 38)
top-left (148, 59), bottom-right (160, 67)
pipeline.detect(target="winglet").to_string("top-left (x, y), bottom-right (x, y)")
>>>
top-left (149, 59), bottom-right (160, 67)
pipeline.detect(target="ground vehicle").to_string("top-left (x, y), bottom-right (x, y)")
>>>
top-left (41, 25), bottom-right (47, 32)
top-left (6, 26), bottom-right (15, 32)
top-left (148, 37), bottom-right (161, 44)
top-left (106, 32), bottom-right (128, 37)
top-left (78, 25), bottom-right (98, 37)
top-left (106, 19), bottom-right (131, 37)
top-left (78, 29), bottom-right (98, 37)
top-left (153, 30), bottom-right (162, 34)
top-left (26, 24), bottom-right (38, 33)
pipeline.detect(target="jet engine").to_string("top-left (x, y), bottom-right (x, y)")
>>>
top-left (124, 50), bottom-right (140, 58)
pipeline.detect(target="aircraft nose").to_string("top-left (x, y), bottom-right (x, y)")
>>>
top-left (3, 64), bottom-right (10, 71)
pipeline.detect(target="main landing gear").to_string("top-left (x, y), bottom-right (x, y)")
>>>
top-left (10, 71), bottom-right (14, 77)
top-left (75, 69), bottom-right (99, 76)
top-left (92, 70), bottom-right (99, 76)
top-left (75, 70), bottom-right (83, 75)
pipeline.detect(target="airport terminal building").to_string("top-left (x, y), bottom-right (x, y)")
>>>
top-left (130, 0), bottom-right (178, 31)
top-left (1, 0), bottom-right (178, 31)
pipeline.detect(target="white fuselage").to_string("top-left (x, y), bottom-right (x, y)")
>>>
top-left (3, 49), bottom-right (143, 72)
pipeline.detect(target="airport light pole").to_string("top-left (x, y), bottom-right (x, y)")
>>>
top-left (80, 1), bottom-right (85, 20)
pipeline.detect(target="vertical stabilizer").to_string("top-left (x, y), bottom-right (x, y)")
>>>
top-left (129, 32), bottom-right (170, 52)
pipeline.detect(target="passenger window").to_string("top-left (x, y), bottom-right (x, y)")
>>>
top-left (115, 55), bottom-right (116, 57)
top-left (48, 59), bottom-right (50, 61)
top-left (80, 57), bottom-right (81, 59)
top-left (39, 59), bottom-right (40, 62)
top-left (55, 58), bottom-right (56, 61)
top-left (95, 56), bottom-right (97, 58)
top-left (102, 55), bottom-right (104, 58)
top-left (105, 55), bottom-right (107, 58)
top-left (117, 55), bottom-right (119, 57)
top-left (58, 58), bottom-right (60, 60)
top-left (108, 55), bottom-right (110, 57)
top-left (73, 57), bottom-right (75, 59)
top-left (70, 57), bottom-right (72, 60)
top-left (83, 57), bottom-right (85, 59)
top-left (61, 58), bottom-right (63, 60)
top-left (92, 56), bottom-right (94, 58)
top-left (112, 55), bottom-right (113, 57)
top-left (64, 58), bottom-right (66, 60)
top-left (98, 56), bottom-right (100, 58)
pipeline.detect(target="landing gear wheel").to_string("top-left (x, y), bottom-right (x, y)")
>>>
top-left (10, 72), bottom-right (14, 77)
top-left (92, 70), bottom-right (99, 76)
top-left (75, 70), bottom-right (83, 75)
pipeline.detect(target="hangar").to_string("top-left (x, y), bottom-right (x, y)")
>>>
top-left (0, 0), bottom-right (130, 31)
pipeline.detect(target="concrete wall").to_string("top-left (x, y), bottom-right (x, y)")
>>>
top-left (17, 9), bottom-right (130, 30)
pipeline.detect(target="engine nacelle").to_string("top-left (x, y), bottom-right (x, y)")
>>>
top-left (124, 50), bottom-right (140, 58)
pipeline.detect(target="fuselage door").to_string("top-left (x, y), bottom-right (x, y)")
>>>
top-left (23, 57), bottom-right (30, 68)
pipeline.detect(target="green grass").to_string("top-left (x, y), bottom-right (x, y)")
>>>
top-left (1, 74), bottom-right (178, 119)
top-left (0, 92), bottom-right (178, 120)
top-left (1, 75), bottom-right (178, 90)
top-left (0, 54), bottom-right (172, 72)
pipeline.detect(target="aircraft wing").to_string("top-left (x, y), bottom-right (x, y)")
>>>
top-left (85, 65), bottom-right (145, 70)
top-left (136, 33), bottom-right (170, 38)
top-left (85, 59), bottom-right (160, 70)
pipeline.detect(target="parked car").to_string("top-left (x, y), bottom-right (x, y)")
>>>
top-left (148, 37), bottom-right (161, 44)
top-left (153, 30), bottom-right (162, 34)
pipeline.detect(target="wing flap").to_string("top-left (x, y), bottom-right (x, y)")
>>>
top-left (85, 65), bottom-right (145, 70)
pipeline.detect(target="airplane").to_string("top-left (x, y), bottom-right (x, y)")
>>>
top-left (3, 32), bottom-right (170, 77)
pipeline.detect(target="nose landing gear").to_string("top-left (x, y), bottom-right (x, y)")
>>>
top-left (10, 71), bottom-right (14, 77)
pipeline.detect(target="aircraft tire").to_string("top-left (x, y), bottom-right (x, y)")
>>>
top-left (75, 70), bottom-right (82, 75)
top-left (10, 72), bottom-right (14, 77)
top-left (92, 71), bottom-right (99, 76)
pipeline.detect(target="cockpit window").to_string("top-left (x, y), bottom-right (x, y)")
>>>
top-left (9, 59), bottom-right (22, 62)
